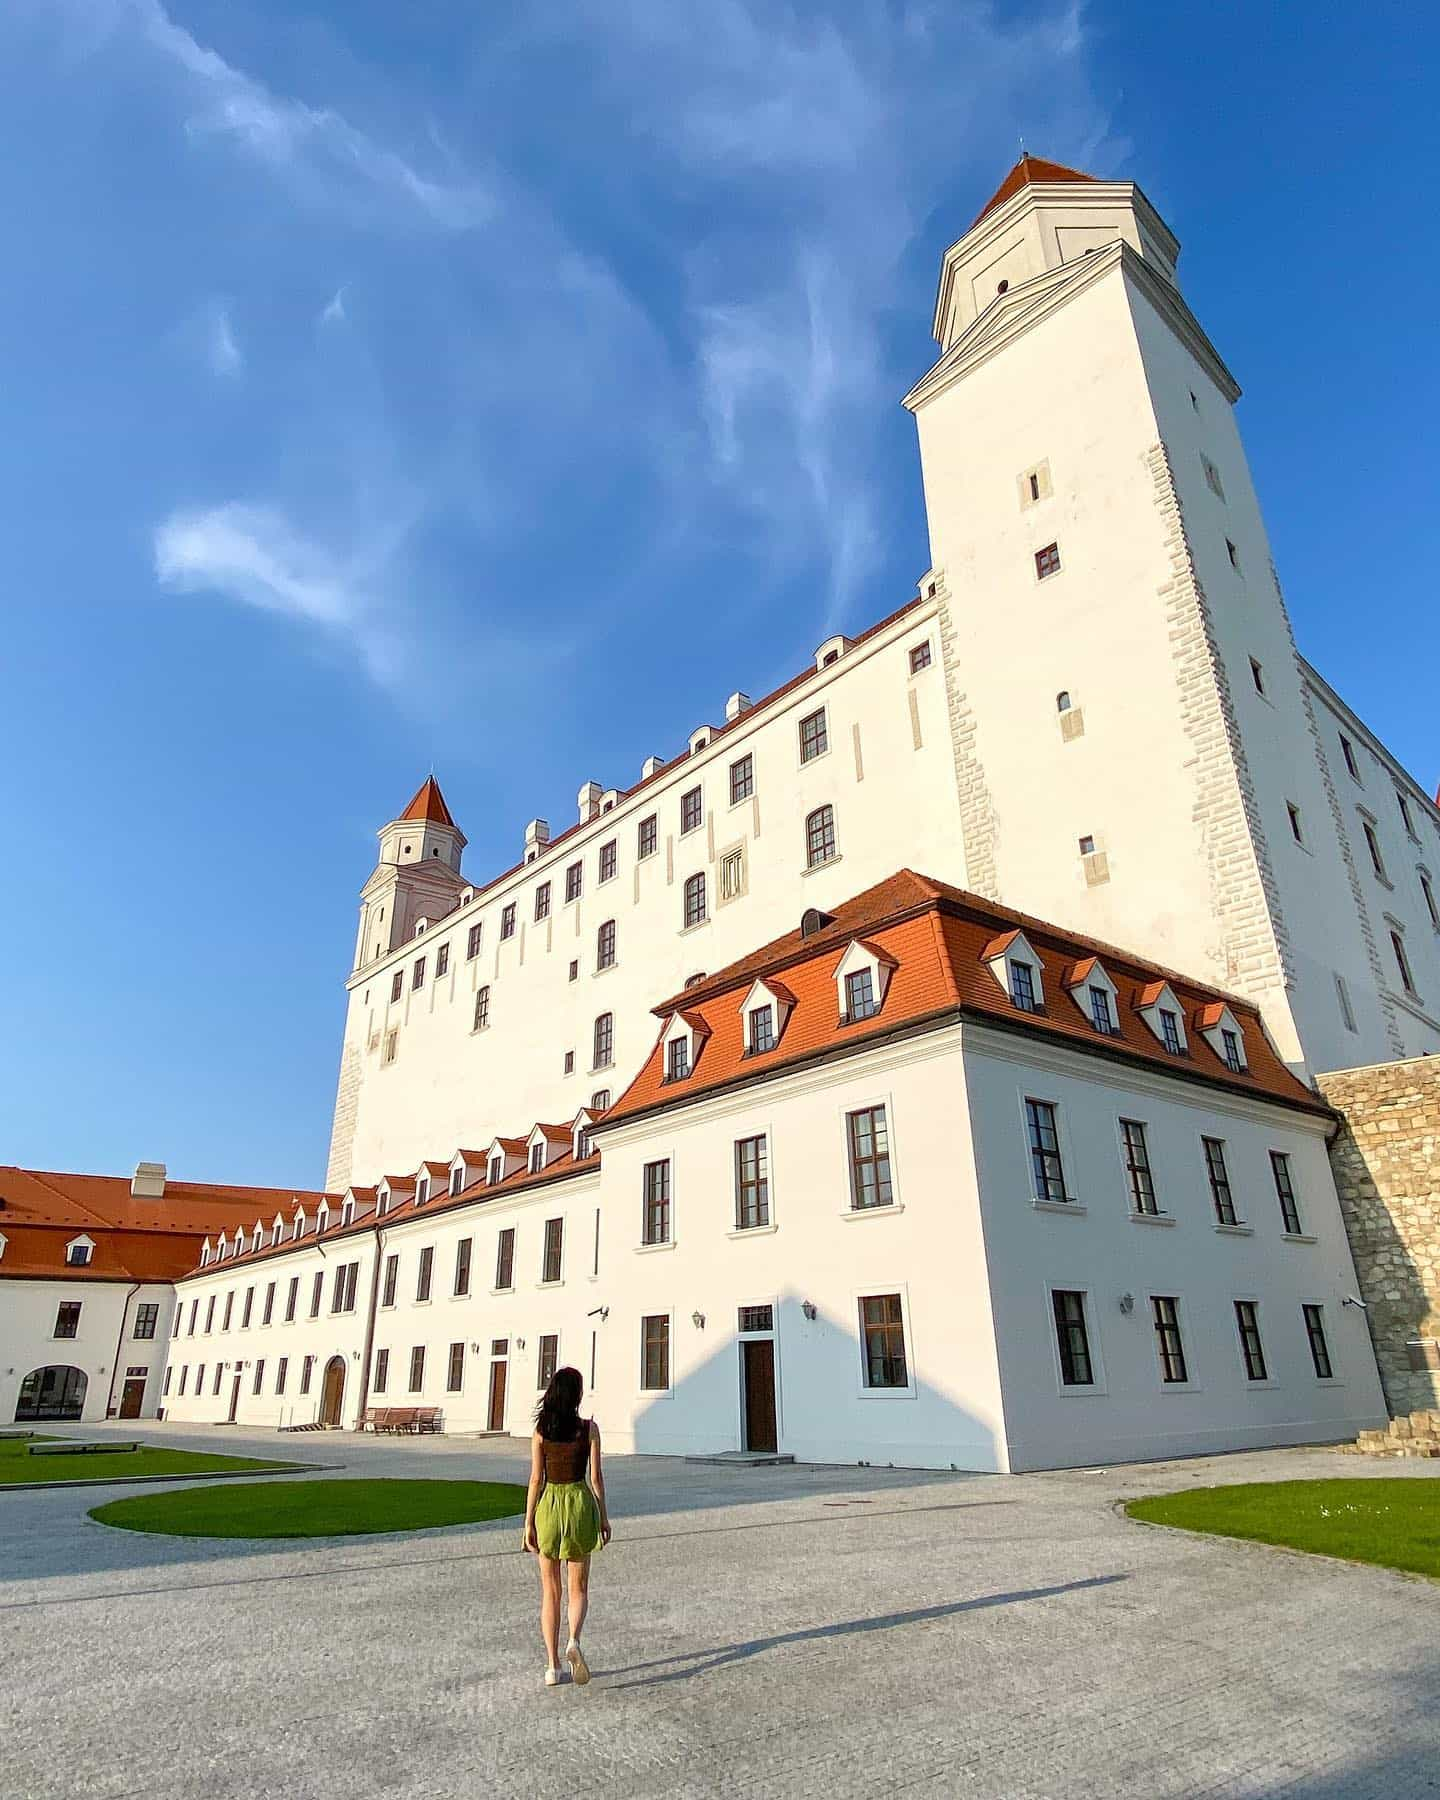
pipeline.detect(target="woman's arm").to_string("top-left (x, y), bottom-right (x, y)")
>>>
top-left (523, 1430), bottom-right (545, 1551)
top-left (589, 1420), bottom-right (612, 1544)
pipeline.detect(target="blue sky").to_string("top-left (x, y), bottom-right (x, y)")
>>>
top-left (2, 1), bottom-right (1433, 1187)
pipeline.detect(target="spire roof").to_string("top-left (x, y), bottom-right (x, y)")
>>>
top-left (398, 776), bottom-right (456, 828)
top-left (971, 153), bottom-right (1098, 229)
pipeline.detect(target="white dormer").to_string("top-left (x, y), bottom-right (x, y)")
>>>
top-left (486, 1137), bottom-right (526, 1186)
top-left (270, 1212), bottom-right (285, 1246)
top-left (1064, 956), bottom-right (1120, 1034)
top-left (526, 1123), bottom-right (572, 1173)
top-left (981, 929), bottom-right (1045, 1012)
top-left (1196, 1003), bottom-right (1249, 1073)
top-left (599, 788), bottom-right (620, 813)
top-left (688, 725), bottom-right (714, 756)
top-left (659, 1009), bottom-right (711, 1082)
top-left (739, 977), bottom-right (797, 1054)
top-left (250, 1223), bottom-right (264, 1254)
top-left (215, 1231), bottom-right (230, 1260)
top-left (199, 1237), bottom-right (211, 1267)
top-left (814, 633), bottom-right (851, 670)
top-left (834, 938), bottom-right (898, 1023)
top-left (459, 885), bottom-right (475, 904)
top-left (571, 1108), bottom-right (599, 1161)
top-left (315, 1200), bottom-right (331, 1235)
top-left (1136, 982), bottom-right (1189, 1055)
top-left (291, 1208), bottom-right (307, 1241)
top-left (64, 1233), bottom-right (95, 1267)
top-left (340, 1196), bottom-right (356, 1227)
top-left (448, 1150), bottom-right (485, 1197)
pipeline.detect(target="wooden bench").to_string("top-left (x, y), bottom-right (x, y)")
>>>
top-left (361, 1406), bottom-right (443, 1435)
top-left (29, 1441), bottom-right (140, 1457)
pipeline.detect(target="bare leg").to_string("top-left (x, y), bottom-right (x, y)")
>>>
top-left (566, 1555), bottom-right (590, 1643)
top-left (537, 1555), bottom-right (563, 1669)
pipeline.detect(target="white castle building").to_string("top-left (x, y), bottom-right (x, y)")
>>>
top-left (9, 155), bottom-right (1430, 1465)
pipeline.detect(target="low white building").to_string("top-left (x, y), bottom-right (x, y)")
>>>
top-left (164, 872), bottom-right (1385, 1471)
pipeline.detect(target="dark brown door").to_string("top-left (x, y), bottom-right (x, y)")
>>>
top-left (119, 1378), bottom-right (146, 1420)
top-left (320, 1357), bottom-right (346, 1428)
top-left (742, 1340), bottom-right (777, 1453)
top-left (487, 1359), bottom-right (507, 1432)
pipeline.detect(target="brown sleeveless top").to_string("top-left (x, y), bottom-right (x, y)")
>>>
top-left (541, 1419), bottom-right (590, 1484)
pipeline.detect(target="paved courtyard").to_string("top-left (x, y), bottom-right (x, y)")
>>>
top-left (2, 1423), bottom-right (1437, 1799)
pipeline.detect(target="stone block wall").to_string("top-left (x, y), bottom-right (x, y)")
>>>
top-left (1318, 1056), bottom-right (1440, 1416)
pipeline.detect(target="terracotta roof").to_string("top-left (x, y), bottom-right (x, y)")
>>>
top-left (1065, 956), bottom-right (1101, 986)
top-left (608, 870), bottom-right (1325, 1125)
top-left (491, 1136), bottom-right (528, 1156)
top-left (1196, 1002), bottom-right (1229, 1030)
top-left (971, 153), bottom-right (1099, 229)
top-left (534, 1123), bottom-right (574, 1144)
top-left (399, 776), bottom-right (457, 828)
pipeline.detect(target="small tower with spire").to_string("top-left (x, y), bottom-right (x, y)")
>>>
top-left (353, 777), bottom-right (467, 971)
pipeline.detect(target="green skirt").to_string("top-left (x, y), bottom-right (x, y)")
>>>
top-left (535, 1480), bottom-right (601, 1560)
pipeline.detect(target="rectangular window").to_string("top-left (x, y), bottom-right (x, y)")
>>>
top-left (372, 1348), bottom-right (387, 1394)
top-left (530, 1143), bottom-right (544, 1174)
top-left (285, 1276), bottom-right (298, 1322)
top-left (909, 641), bottom-right (932, 674)
top-left (1250, 657), bottom-right (1266, 695)
top-left (435, 942), bottom-right (449, 978)
top-left (213, 1365), bottom-right (223, 1396)
top-left (195, 1363), bottom-right (205, 1394)
top-left (729, 755), bottom-right (753, 804)
top-left (412, 956), bottom-right (426, 991)
top-left (382, 1253), bottom-right (398, 1308)
top-left (1364, 822), bottom-right (1387, 881)
top-left (1089, 986), bottom-right (1116, 1034)
top-left (1151, 1296), bottom-right (1189, 1383)
top-left (593, 1012), bottom-right (614, 1068)
top-left (1339, 735), bottom-right (1360, 782)
top-left (847, 1105), bottom-right (893, 1210)
top-left (1025, 1098), bottom-right (1069, 1203)
top-left (642, 1159), bottom-right (672, 1245)
top-left (806, 804), bottom-right (836, 868)
top-left (1398, 791), bottom-right (1415, 836)
top-left (187, 1297), bottom-right (198, 1334)
top-left (1220, 1027), bottom-right (1244, 1072)
top-left (534, 882), bottom-right (551, 922)
top-left (1423, 874), bottom-right (1440, 929)
top-left (1034, 542), bottom-right (1061, 579)
top-left (537, 1334), bottom-right (558, 1389)
top-left (1203, 1137), bottom-right (1237, 1224)
top-left (1121, 1119), bottom-right (1157, 1215)
top-left (638, 814), bottom-right (657, 859)
top-left (163, 1365), bottom-right (172, 1395)
top-left (683, 872), bottom-right (707, 928)
top-left (241, 1287), bottom-right (254, 1329)
top-left (466, 922), bottom-right (483, 960)
top-left (1159, 1009), bottom-right (1183, 1055)
top-left (304, 1271), bottom-right (319, 1319)
top-left (450, 1166), bottom-right (465, 1196)
top-left (735, 1135), bottom-right (770, 1230)
top-left (500, 903), bottom-right (516, 939)
top-left (565, 861), bottom-right (583, 902)
top-left (1391, 930), bottom-right (1416, 995)
top-left (54, 1301), bottom-right (81, 1339)
top-left (1051, 1296), bottom-right (1094, 1389)
top-left (859, 1294), bottom-right (908, 1389)
top-left (261, 1282), bottom-right (275, 1326)
top-left (416, 1246), bottom-right (434, 1303)
top-left (1270, 1150), bottom-right (1302, 1233)
top-left (798, 708), bottom-right (828, 763)
top-left (599, 840), bottom-right (617, 883)
top-left (383, 1030), bottom-right (398, 1065)
top-left (641, 1314), bottom-right (670, 1390)
top-left (1303, 1303), bottom-right (1334, 1378)
top-left (680, 787), bottom-right (702, 834)
top-left (739, 1304), bottom-right (774, 1333)
top-left (300, 1355), bottom-right (314, 1394)
top-left (563, 1050), bottom-right (575, 1075)
top-left (749, 1004), bottom-right (775, 1054)
top-left (268, 1355), bottom-right (284, 1396)
top-left (665, 1036), bottom-right (690, 1082)
top-left (447, 1342), bottom-right (465, 1393)
top-left (409, 1347), bottom-right (425, 1393)
top-left (1287, 802), bottom-right (1303, 843)
top-left (473, 986), bottom-right (490, 1031)
top-left (1234, 1301), bottom-right (1268, 1381)
top-left (1008, 959), bottom-right (1038, 1011)
top-left (390, 971), bottom-right (403, 1003)
top-left (542, 1218), bottom-right (564, 1284)
top-left (222, 1291), bottom-right (234, 1330)
top-left (720, 846), bottom-right (745, 900)
top-left (252, 1359), bottom-right (265, 1396)
top-left (179, 1365), bottom-right (188, 1396)
top-left (1336, 971), bottom-right (1358, 1033)
top-left (133, 1302), bottom-right (159, 1340)
top-left (331, 1265), bottom-right (347, 1313)
top-left (495, 1228), bottom-right (515, 1291)
top-left (1226, 537), bottom-right (1240, 570)
top-left (205, 1295), bottom-right (216, 1332)
top-left (597, 919), bottom-right (616, 969)
top-left (454, 1237), bottom-right (472, 1297)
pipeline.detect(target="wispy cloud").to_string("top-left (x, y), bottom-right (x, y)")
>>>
top-left (207, 302), bottom-right (241, 376)
top-left (319, 286), bottom-right (346, 327)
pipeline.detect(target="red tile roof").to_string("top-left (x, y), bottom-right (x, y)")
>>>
top-left (399, 776), bottom-right (456, 827)
top-left (971, 153), bottom-right (1099, 229)
top-left (607, 871), bottom-right (1326, 1125)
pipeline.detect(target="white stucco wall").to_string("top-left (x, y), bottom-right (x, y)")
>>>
top-left (1, 1281), bottom-right (175, 1425)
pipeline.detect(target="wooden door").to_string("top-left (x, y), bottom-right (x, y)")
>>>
top-left (320, 1357), bottom-right (345, 1428)
top-left (742, 1339), bottom-right (777, 1453)
top-left (487, 1358), bottom-right (507, 1432)
top-left (119, 1378), bottom-right (146, 1420)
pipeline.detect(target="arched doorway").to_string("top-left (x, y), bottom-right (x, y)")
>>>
top-left (15, 1365), bottom-right (87, 1422)
top-left (319, 1357), bottom-right (346, 1428)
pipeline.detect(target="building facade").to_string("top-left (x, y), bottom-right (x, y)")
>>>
top-left (169, 872), bottom-right (1385, 1472)
top-left (326, 155), bottom-right (1440, 1197)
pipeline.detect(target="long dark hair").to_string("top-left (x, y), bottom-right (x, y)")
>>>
top-left (535, 1366), bottom-right (585, 1440)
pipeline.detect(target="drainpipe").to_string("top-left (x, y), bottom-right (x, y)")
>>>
top-left (105, 1283), bottom-right (141, 1418)
top-left (353, 1223), bottom-right (386, 1431)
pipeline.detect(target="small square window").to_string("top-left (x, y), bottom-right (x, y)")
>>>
top-left (563, 1050), bottom-right (575, 1075)
top-left (1034, 542), bottom-right (1061, 580)
top-left (568, 959), bottom-right (579, 982)
top-left (908, 642), bottom-right (932, 674)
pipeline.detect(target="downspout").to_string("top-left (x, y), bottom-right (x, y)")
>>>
top-left (353, 1223), bottom-right (385, 1430)
top-left (105, 1282), bottom-right (141, 1418)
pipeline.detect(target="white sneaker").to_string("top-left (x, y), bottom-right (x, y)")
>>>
top-left (566, 1640), bottom-right (591, 1686)
top-left (544, 1666), bottom-right (567, 1687)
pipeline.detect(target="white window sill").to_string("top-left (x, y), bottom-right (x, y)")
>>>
top-left (798, 747), bottom-right (832, 771)
top-left (1157, 1382), bottom-right (1202, 1396)
top-left (589, 1063), bottom-right (614, 1076)
top-left (1214, 1222), bottom-right (1254, 1236)
top-left (728, 1223), bottom-right (779, 1239)
top-left (413, 1298), bottom-right (432, 1308)
top-left (1130, 1211), bottom-right (1176, 1226)
top-left (635, 1240), bottom-right (676, 1255)
top-left (1242, 1377), bottom-right (1279, 1390)
top-left (728, 795), bottom-right (753, 811)
top-left (856, 1384), bottom-right (917, 1401)
top-left (489, 1286), bottom-right (514, 1298)
top-left (1031, 1198), bottom-right (1086, 1216)
top-left (593, 963), bottom-right (618, 977)
top-left (840, 1202), bottom-right (904, 1221)
top-left (801, 855), bottom-right (843, 878)
top-left (1282, 1232), bottom-right (1319, 1245)
top-left (679, 825), bottom-right (704, 840)
top-left (537, 1279), bottom-right (564, 1290)
top-left (679, 918), bottom-right (711, 937)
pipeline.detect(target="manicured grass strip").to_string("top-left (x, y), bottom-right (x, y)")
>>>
top-left (0, 1435), bottom-right (66, 1455)
top-left (1, 1445), bottom-right (299, 1486)
top-left (91, 1477), bottom-right (527, 1539)
top-left (1126, 1479), bottom-right (1440, 1580)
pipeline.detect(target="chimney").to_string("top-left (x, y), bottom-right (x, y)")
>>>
top-left (577, 781), bottom-right (603, 823)
top-left (725, 691), bottom-right (752, 723)
top-left (523, 818), bottom-right (550, 863)
top-left (131, 1161), bottom-right (167, 1199)
top-left (641, 755), bottom-right (664, 780)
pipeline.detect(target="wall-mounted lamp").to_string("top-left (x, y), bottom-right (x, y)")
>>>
top-left (352, 1350), bottom-right (361, 1360)
top-left (516, 1336), bottom-right (526, 1350)
top-left (691, 1310), bottom-right (706, 1330)
top-left (1118, 1293), bottom-right (1135, 1315)
top-left (586, 1305), bottom-right (610, 1321)
top-left (801, 1301), bottom-right (817, 1322)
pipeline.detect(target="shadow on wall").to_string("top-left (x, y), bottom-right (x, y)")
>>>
top-left (629, 1290), bottom-right (1003, 1472)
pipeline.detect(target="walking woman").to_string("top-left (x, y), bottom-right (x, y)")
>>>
top-left (523, 1366), bottom-right (611, 1687)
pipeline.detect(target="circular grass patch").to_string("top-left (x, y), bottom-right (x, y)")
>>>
top-left (90, 1477), bottom-right (526, 1539)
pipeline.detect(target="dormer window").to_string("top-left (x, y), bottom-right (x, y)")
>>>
top-left (65, 1236), bottom-right (94, 1267)
top-left (488, 1156), bottom-right (503, 1185)
top-left (1220, 1029), bottom-right (1242, 1072)
top-left (666, 1037), bottom-right (690, 1082)
top-left (315, 1204), bottom-right (330, 1234)
top-left (292, 1213), bottom-right (305, 1241)
top-left (1089, 987), bottom-right (1116, 1034)
top-left (1159, 1010), bottom-right (1182, 1054)
top-left (833, 940), bottom-right (896, 1026)
top-left (341, 1199), bottom-right (355, 1227)
top-left (200, 1241), bottom-right (211, 1267)
top-left (1008, 960), bottom-right (1039, 1013)
top-left (529, 1143), bottom-right (544, 1174)
top-left (1136, 982), bottom-right (1189, 1055)
top-left (660, 1010), bottom-right (708, 1082)
top-left (843, 969), bottom-right (877, 1023)
top-left (1195, 1003), bottom-right (1249, 1073)
top-left (251, 1224), bottom-right (264, 1253)
top-left (578, 1128), bottom-right (595, 1159)
top-left (749, 1004), bottom-right (775, 1054)
top-left (983, 930), bottom-right (1046, 1013)
top-left (450, 1166), bottom-right (463, 1196)
top-left (416, 1176), bottom-right (430, 1206)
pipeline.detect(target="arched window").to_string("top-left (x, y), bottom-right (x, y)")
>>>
top-left (15, 1365), bottom-right (87, 1422)
top-left (597, 920), bottom-right (616, 970)
top-left (1056, 691), bottom-right (1071, 712)
top-left (593, 1012), bottom-right (614, 1069)
top-left (806, 805), bottom-right (837, 869)
top-left (683, 872), bottom-right (707, 929)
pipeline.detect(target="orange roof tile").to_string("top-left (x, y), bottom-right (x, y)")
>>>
top-left (971, 153), bottom-right (1098, 229)
top-left (399, 776), bottom-right (457, 827)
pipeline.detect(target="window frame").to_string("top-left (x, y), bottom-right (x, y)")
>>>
top-left (856, 1289), bottom-right (913, 1397)
top-left (495, 1227), bottom-right (516, 1293)
top-left (1049, 1287), bottom-right (1099, 1391)
top-left (533, 882), bottom-right (551, 922)
top-left (541, 1217), bottom-right (565, 1286)
top-left (1119, 1118), bottom-right (1159, 1216)
top-left (637, 814), bottom-right (658, 859)
top-left (500, 902), bottom-right (517, 940)
top-left (1270, 1150), bottom-right (1303, 1234)
top-left (596, 918), bottom-right (617, 970)
top-left (682, 871), bottom-right (707, 930)
top-left (1202, 1135), bottom-right (1239, 1226)
top-left (1233, 1299), bottom-right (1270, 1384)
top-left (1034, 541), bottom-right (1062, 580)
top-left (1149, 1294), bottom-right (1192, 1388)
top-left (640, 1312), bottom-right (672, 1392)
top-left (734, 1133), bottom-right (771, 1231)
top-left (805, 803), bottom-right (837, 869)
top-left (680, 786), bottom-right (703, 836)
top-left (592, 1011), bottom-right (614, 1070)
top-left (1024, 1096), bottom-right (1071, 1206)
top-left (729, 754), bottom-right (754, 806)
top-left (641, 1159), bottom-right (672, 1247)
top-left (798, 707), bottom-right (829, 765)
top-left (845, 1102), bottom-right (895, 1212)
top-left (1302, 1301), bottom-right (1337, 1381)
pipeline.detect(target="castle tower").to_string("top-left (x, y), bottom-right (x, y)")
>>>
top-left (353, 777), bottom-right (467, 972)
top-left (905, 154), bottom-right (1406, 1072)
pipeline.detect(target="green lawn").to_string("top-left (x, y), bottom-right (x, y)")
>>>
top-left (90, 1477), bottom-right (528, 1538)
top-left (0, 1436), bottom-right (299, 1487)
top-left (1126, 1479), bottom-right (1440, 1579)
